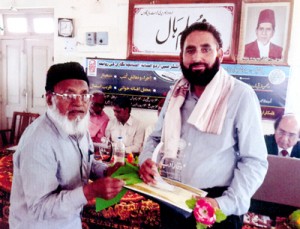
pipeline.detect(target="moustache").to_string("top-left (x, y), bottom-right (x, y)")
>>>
top-left (189, 62), bottom-right (209, 69)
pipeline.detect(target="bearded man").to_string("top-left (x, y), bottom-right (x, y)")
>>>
top-left (139, 22), bottom-right (268, 229)
top-left (9, 62), bottom-right (124, 229)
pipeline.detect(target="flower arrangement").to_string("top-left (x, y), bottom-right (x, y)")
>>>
top-left (186, 197), bottom-right (227, 229)
top-left (289, 209), bottom-right (300, 229)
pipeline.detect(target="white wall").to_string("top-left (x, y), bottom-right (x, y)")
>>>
top-left (0, 0), bottom-right (299, 134)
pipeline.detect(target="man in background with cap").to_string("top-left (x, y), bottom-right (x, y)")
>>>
top-left (9, 62), bottom-right (124, 229)
top-left (244, 9), bottom-right (283, 59)
top-left (88, 89), bottom-right (109, 143)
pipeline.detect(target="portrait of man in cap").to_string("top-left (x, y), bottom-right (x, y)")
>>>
top-left (244, 9), bottom-right (283, 60)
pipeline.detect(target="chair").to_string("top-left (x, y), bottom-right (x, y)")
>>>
top-left (0, 111), bottom-right (40, 148)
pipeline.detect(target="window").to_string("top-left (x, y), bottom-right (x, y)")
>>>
top-left (6, 17), bottom-right (27, 33)
top-left (1, 9), bottom-right (53, 36)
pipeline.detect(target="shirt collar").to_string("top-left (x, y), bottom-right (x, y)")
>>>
top-left (278, 147), bottom-right (292, 156)
top-left (257, 41), bottom-right (270, 58)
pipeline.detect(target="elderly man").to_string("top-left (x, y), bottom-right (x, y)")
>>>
top-left (244, 9), bottom-right (282, 59)
top-left (88, 89), bottom-right (109, 143)
top-left (105, 96), bottom-right (144, 154)
top-left (9, 62), bottom-right (124, 229)
top-left (139, 22), bottom-right (268, 228)
top-left (265, 113), bottom-right (300, 158)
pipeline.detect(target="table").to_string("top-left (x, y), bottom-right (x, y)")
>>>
top-left (0, 149), bottom-right (161, 229)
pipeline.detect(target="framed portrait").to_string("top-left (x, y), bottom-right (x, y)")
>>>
top-left (237, 0), bottom-right (293, 65)
top-left (127, 0), bottom-right (241, 63)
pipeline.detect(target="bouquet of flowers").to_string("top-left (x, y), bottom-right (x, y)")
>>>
top-left (186, 197), bottom-right (227, 229)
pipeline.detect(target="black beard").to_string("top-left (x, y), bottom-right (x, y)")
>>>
top-left (180, 58), bottom-right (220, 86)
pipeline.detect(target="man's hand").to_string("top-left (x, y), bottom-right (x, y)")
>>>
top-left (202, 197), bottom-right (220, 209)
top-left (139, 158), bottom-right (158, 185)
top-left (83, 177), bottom-right (124, 201)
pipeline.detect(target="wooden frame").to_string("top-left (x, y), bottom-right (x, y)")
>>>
top-left (237, 0), bottom-right (293, 65)
top-left (127, 0), bottom-right (241, 63)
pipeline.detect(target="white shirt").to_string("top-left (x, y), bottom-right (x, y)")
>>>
top-left (105, 115), bottom-right (144, 153)
top-left (258, 41), bottom-right (270, 58)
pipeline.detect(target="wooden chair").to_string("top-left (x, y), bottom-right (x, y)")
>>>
top-left (0, 111), bottom-right (40, 148)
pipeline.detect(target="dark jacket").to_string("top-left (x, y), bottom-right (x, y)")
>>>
top-left (244, 41), bottom-right (283, 59)
top-left (264, 134), bottom-right (300, 158)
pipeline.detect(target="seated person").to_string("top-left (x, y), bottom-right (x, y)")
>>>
top-left (105, 96), bottom-right (144, 154)
top-left (143, 98), bottom-right (165, 146)
top-left (88, 89), bottom-right (109, 143)
top-left (265, 113), bottom-right (300, 158)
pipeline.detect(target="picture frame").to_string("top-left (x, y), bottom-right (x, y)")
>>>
top-left (237, 0), bottom-right (293, 65)
top-left (58, 18), bottom-right (74, 38)
top-left (127, 0), bottom-right (241, 63)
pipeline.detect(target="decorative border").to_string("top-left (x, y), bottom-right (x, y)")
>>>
top-left (237, 0), bottom-right (293, 65)
top-left (127, 0), bottom-right (241, 63)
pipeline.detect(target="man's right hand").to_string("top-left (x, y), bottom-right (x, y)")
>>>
top-left (139, 158), bottom-right (158, 185)
top-left (83, 177), bottom-right (124, 201)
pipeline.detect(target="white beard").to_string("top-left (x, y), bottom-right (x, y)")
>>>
top-left (47, 98), bottom-right (90, 137)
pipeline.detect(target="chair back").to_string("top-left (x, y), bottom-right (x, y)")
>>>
top-left (9, 112), bottom-right (40, 145)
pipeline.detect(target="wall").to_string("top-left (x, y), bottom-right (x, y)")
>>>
top-left (0, 0), bottom-right (299, 133)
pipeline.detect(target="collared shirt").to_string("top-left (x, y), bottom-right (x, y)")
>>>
top-left (140, 73), bottom-right (268, 216)
top-left (258, 41), bottom-right (270, 58)
top-left (88, 111), bottom-right (109, 142)
top-left (9, 112), bottom-right (107, 229)
top-left (278, 147), bottom-right (292, 157)
top-left (105, 115), bottom-right (144, 153)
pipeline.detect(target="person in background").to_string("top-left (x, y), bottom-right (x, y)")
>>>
top-left (143, 98), bottom-right (165, 147)
top-left (9, 62), bottom-right (124, 229)
top-left (265, 113), bottom-right (300, 158)
top-left (105, 96), bottom-right (144, 154)
top-left (88, 89), bottom-right (109, 143)
top-left (244, 9), bottom-right (282, 59)
top-left (139, 22), bottom-right (268, 228)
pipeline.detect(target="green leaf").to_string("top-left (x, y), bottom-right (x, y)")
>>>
top-left (196, 222), bottom-right (207, 229)
top-left (185, 198), bottom-right (197, 209)
top-left (95, 188), bottom-right (127, 212)
top-left (111, 163), bottom-right (138, 177)
top-left (113, 173), bottom-right (142, 185)
top-left (215, 209), bottom-right (227, 223)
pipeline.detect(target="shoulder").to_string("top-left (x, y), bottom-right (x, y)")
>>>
top-left (264, 134), bottom-right (275, 142)
top-left (245, 41), bottom-right (257, 49)
top-left (270, 43), bottom-right (283, 52)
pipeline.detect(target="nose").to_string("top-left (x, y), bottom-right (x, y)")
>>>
top-left (72, 95), bottom-right (84, 106)
top-left (192, 50), bottom-right (205, 62)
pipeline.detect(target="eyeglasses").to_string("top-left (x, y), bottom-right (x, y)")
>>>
top-left (185, 46), bottom-right (213, 55)
top-left (52, 92), bottom-right (93, 102)
top-left (276, 129), bottom-right (299, 139)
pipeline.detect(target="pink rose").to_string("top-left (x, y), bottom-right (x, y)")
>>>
top-left (193, 199), bottom-right (216, 227)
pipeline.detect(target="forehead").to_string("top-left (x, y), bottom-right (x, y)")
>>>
top-left (279, 116), bottom-right (300, 133)
top-left (92, 94), bottom-right (104, 101)
top-left (183, 31), bottom-right (218, 48)
top-left (257, 23), bottom-right (273, 29)
top-left (54, 79), bottom-right (89, 92)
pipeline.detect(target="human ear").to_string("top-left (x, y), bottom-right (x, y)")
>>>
top-left (46, 92), bottom-right (53, 106)
top-left (217, 48), bottom-right (224, 62)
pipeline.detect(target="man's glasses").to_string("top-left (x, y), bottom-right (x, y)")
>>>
top-left (276, 129), bottom-right (299, 139)
top-left (52, 92), bottom-right (93, 102)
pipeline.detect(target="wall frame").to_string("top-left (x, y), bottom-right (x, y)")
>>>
top-left (127, 0), bottom-right (241, 63)
top-left (237, 0), bottom-right (293, 65)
